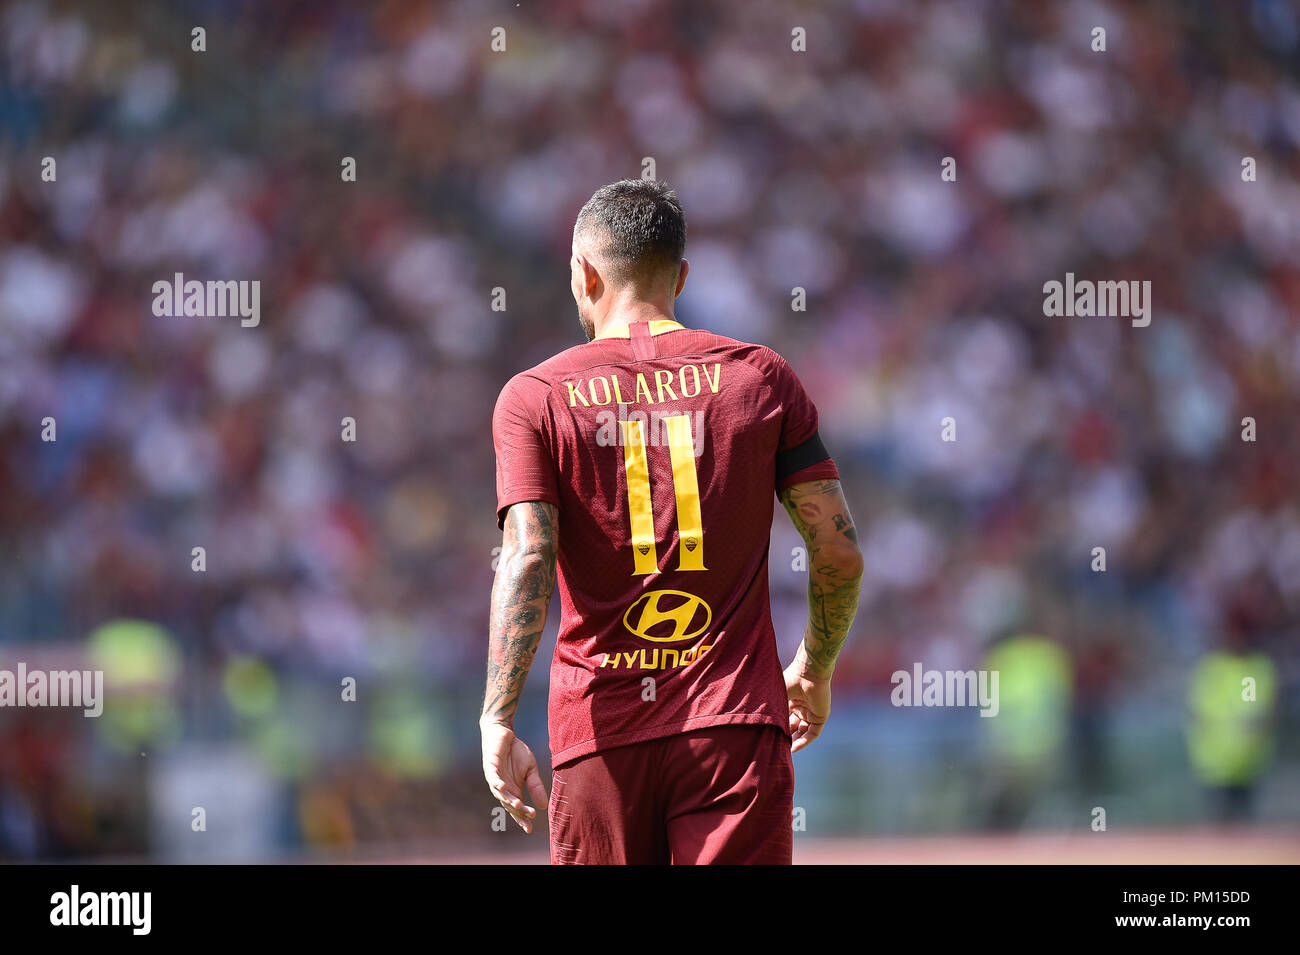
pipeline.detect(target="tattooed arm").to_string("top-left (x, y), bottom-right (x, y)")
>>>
top-left (479, 500), bottom-right (558, 832)
top-left (779, 479), bottom-right (863, 752)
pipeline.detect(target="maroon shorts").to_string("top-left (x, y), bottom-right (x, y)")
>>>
top-left (548, 723), bottom-right (794, 865)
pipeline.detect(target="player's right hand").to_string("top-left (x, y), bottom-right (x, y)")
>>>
top-left (783, 661), bottom-right (831, 754)
top-left (480, 719), bottom-right (550, 833)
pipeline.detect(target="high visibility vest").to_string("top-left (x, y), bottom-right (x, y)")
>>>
top-left (1187, 652), bottom-right (1277, 786)
top-left (86, 618), bottom-right (182, 751)
top-left (983, 635), bottom-right (1072, 767)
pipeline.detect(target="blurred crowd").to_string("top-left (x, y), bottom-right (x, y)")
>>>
top-left (0, 0), bottom-right (1296, 858)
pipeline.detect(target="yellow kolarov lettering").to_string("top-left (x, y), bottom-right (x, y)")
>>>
top-left (654, 369), bottom-right (678, 402)
top-left (566, 380), bottom-right (590, 407)
top-left (589, 376), bottom-right (612, 406)
top-left (565, 363), bottom-right (723, 409)
top-left (679, 365), bottom-right (701, 398)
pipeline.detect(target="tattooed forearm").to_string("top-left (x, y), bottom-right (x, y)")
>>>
top-left (481, 501), bottom-right (559, 726)
top-left (780, 479), bottom-right (863, 680)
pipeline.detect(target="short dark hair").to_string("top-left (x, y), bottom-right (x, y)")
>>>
top-left (574, 179), bottom-right (686, 286)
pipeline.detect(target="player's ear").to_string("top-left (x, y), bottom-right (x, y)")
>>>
top-left (578, 255), bottom-right (601, 298)
top-left (570, 253), bottom-right (583, 298)
top-left (674, 259), bottom-right (689, 298)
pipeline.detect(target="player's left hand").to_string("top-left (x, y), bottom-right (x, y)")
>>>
top-left (480, 719), bottom-right (550, 833)
top-left (783, 661), bottom-right (831, 754)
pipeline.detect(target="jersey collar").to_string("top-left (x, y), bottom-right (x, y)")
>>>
top-left (593, 319), bottom-right (685, 341)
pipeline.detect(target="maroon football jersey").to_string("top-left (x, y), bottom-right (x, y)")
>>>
top-left (493, 319), bottom-right (839, 767)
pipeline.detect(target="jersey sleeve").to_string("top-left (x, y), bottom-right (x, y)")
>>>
top-left (766, 349), bottom-right (841, 492)
top-left (492, 373), bottom-right (561, 529)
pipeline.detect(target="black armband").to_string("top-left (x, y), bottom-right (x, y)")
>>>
top-left (776, 431), bottom-right (831, 484)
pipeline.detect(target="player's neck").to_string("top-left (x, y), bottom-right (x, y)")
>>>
top-left (592, 298), bottom-right (678, 338)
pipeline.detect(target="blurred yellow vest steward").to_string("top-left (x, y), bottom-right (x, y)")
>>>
top-left (1187, 652), bottom-right (1277, 787)
top-left (983, 634), bottom-right (1073, 769)
top-left (86, 619), bottom-right (181, 752)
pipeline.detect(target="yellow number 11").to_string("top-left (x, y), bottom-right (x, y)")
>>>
top-left (620, 415), bottom-right (705, 575)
